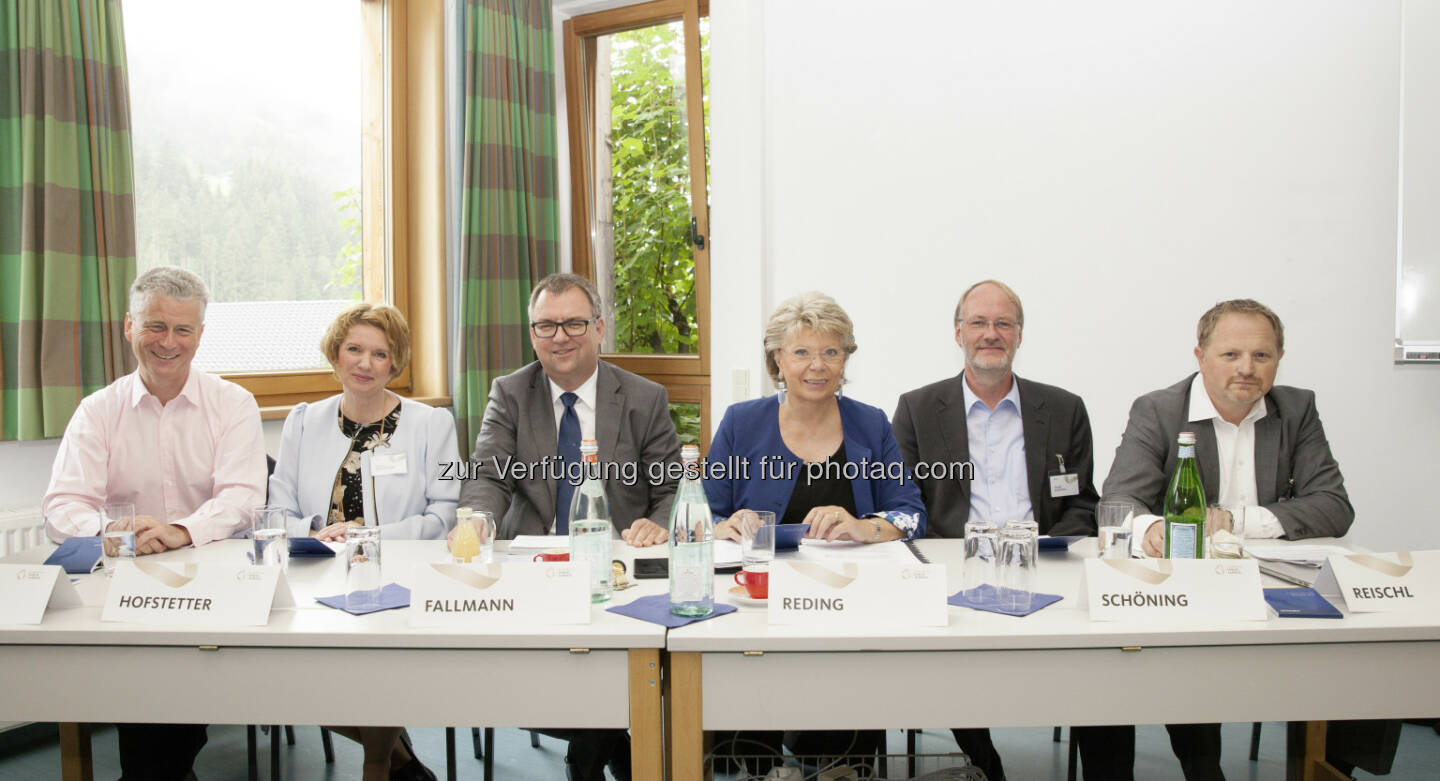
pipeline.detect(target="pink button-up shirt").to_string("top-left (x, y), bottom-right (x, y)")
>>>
top-left (42, 370), bottom-right (267, 546)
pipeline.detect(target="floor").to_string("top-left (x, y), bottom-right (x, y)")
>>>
top-left (1, 721), bottom-right (1437, 779)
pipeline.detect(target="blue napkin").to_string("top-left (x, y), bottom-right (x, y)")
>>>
top-left (607, 594), bottom-right (737, 627)
top-left (949, 584), bottom-right (1063, 617)
top-left (315, 583), bottom-right (410, 615)
top-left (43, 537), bottom-right (103, 574)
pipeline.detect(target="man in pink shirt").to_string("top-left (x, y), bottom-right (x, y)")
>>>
top-left (43, 266), bottom-right (266, 551)
top-left (42, 266), bottom-right (265, 781)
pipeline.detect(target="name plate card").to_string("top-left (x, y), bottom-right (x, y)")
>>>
top-left (1314, 551), bottom-right (1437, 613)
top-left (409, 562), bottom-right (591, 627)
top-left (0, 565), bottom-right (82, 625)
top-left (768, 561), bottom-right (947, 627)
top-left (102, 562), bottom-right (295, 626)
top-left (1083, 558), bottom-right (1266, 621)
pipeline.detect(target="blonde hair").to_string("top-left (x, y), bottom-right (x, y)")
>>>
top-left (762, 291), bottom-right (857, 386)
top-left (1196, 299), bottom-right (1284, 352)
top-left (321, 303), bottom-right (411, 377)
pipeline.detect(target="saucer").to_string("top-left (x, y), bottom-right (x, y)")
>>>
top-left (727, 585), bottom-right (767, 608)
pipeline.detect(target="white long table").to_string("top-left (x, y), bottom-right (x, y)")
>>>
top-left (0, 540), bottom-right (669, 781)
top-left (666, 539), bottom-right (1440, 781)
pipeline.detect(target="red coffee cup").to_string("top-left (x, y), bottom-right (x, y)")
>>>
top-left (533, 549), bottom-right (570, 562)
top-left (733, 569), bottom-right (769, 599)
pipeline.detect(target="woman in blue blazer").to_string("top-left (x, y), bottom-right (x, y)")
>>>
top-left (708, 291), bottom-right (925, 542)
top-left (269, 303), bottom-right (452, 781)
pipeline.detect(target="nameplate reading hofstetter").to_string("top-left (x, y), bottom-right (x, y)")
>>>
top-left (768, 561), bottom-right (947, 627)
top-left (102, 562), bottom-right (295, 626)
top-left (1082, 558), bottom-right (1266, 621)
top-left (1314, 550), bottom-right (1437, 613)
top-left (409, 562), bottom-right (591, 627)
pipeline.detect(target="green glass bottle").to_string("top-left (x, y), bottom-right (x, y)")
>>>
top-left (1163, 431), bottom-right (1207, 559)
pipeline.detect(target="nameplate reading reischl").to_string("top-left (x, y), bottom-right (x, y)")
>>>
top-left (0, 564), bottom-right (82, 625)
top-left (101, 562), bottom-right (295, 626)
top-left (409, 562), bottom-right (591, 627)
top-left (1314, 550), bottom-right (1437, 613)
top-left (1081, 559), bottom-right (1266, 621)
top-left (767, 561), bottom-right (947, 627)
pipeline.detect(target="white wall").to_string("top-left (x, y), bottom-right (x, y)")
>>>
top-left (709, 0), bottom-right (1439, 552)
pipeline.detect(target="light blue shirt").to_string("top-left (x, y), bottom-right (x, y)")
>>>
top-left (963, 373), bottom-right (1033, 523)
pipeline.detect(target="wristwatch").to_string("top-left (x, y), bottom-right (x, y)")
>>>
top-left (867, 517), bottom-right (883, 542)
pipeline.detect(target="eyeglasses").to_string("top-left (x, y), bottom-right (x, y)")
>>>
top-left (530, 317), bottom-right (597, 338)
top-left (783, 346), bottom-right (845, 364)
top-left (958, 318), bottom-right (1019, 334)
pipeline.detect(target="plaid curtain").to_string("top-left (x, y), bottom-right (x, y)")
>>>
top-left (454, 0), bottom-right (559, 449)
top-left (0, 0), bottom-right (135, 441)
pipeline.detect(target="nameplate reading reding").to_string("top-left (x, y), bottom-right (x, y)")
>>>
top-left (102, 562), bottom-right (295, 626)
top-left (0, 565), bottom-right (82, 625)
top-left (1081, 558), bottom-right (1266, 621)
top-left (1314, 551), bottom-right (1438, 613)
top-left (409, 562), bottom-right (591, 627)
top-left (767, 561), bottom-right (947, 627)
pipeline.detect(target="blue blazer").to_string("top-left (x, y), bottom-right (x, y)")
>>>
top-left (704, 394), bottom-right (926, 539)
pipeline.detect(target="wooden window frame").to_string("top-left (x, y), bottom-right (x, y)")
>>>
top-left (563, 0), bottom-right (712, 448)
top-left (221, 0), bottom-right (449, 419)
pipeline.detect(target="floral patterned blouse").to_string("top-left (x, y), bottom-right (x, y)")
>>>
top-left (329, 405), bottom-right (402, 524)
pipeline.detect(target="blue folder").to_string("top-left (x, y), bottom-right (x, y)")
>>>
top-left (43, 537), bottom-right (103, 574)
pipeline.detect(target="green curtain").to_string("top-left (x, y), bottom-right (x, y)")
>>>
top-left (455, 0), bottom-right (560, 449)
top-left (0, 0), bottom-right (135, 441)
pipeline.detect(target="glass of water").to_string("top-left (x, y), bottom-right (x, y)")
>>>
top-left (345, 526), bottom-right (383, 612)
top-left (100, 503), bottom-right (136, 576)
top-left (1207, 504), bottom-right (1246, 559)
top-left (998, 526), bottom-right (1038, 611)
top-left (961, 519), bottom-right (1000, 595)
top-left (250, 505), bottom-right (288, 569)
top-left (1096, 500), bottom-right (1134, 559)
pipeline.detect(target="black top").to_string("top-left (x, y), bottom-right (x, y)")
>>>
top-left (329, 405), bottom-right (402, 524)
top-left (781, 443), bottom-right (859, 525)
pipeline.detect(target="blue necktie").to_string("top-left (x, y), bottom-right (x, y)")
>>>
top-left (555, 392), bottom-right (581, 535)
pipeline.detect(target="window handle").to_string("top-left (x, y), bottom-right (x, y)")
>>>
top-left (690, 217), bottom-right (706, 250)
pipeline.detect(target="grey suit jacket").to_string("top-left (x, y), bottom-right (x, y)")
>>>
top-left (458, 360), bottom-right (682, 539)
top-left (893, 373), bottom-right (1099, 539)
top-left (1101, 374), bottom-right (1353, 539)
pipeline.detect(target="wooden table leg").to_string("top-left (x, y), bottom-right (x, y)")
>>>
top-left (1286, 721), bottom-right (1350, 781)
top-left (59, 722), bottom-right (92, 781)
top-left (667, 651), bottom-right (708, 781)
top-left (629, 648), bottom-right (664, 781)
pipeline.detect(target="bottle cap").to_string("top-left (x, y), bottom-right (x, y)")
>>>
top-left (580, 439), bottom-right (598, 455)
top-left (1177, 431), bottom-right (1196, 445)
top-left (680, 444), bottom-right (699, 462)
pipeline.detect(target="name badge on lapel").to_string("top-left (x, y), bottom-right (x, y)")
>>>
top-left (372, 452), bottom-right (408, 476)
top-left (1049, 454), bottom-right (1079, 497)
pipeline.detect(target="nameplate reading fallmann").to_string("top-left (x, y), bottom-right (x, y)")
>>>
top-left (424, 598), bottom-right (516, 613)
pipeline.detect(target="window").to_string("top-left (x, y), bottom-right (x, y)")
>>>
top-left (564, 0), bottom-right (711, 447)
top-left (123, 0), bottom-right (448, 413)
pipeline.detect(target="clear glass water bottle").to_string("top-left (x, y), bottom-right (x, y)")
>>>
top-left (568, 439), bottom-right (613, 603)
top-left (668, 444), bottom-right (714, 617)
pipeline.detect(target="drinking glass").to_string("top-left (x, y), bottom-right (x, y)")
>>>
top-left (998, 526), bottom-right (1038, 611)
top-left (1096, 500), bottom-right (1134, 559)
top-left (736, 511), bottom-right (776, 599)
top-left (451, 509), bottom-right (497, 564)
top-left (961, 519), bottom-right (999, 593)
top-left (250, 505), bottom-right (288, 569)
top-left (100, 503), bottom-right (136, 577)
top-left (1004, 519), bottom-right (1040, 565)
top-left (1207, 504), bottom-right (1246, 559)
top-left (345, 526), bottom-right (383, 612)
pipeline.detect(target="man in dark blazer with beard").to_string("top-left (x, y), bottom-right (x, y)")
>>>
top-left (893, 280), bottom-right (1125, 781)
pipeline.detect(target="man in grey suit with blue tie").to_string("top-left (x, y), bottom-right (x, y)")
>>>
top-left (458, 272), bottom-right (681, 780)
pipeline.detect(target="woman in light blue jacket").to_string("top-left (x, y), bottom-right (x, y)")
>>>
top-left (269, 302), bottom-right (455, 781)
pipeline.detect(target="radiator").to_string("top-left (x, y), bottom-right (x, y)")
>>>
top-left (0, 506), bottom-right (45, 558)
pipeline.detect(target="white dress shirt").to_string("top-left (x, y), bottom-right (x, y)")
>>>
top-left (545, 368), bottom-right (598, 532)
top-left (963, 374), bottom-right (1033, 523)
top-left (1131, 375), bottom-right (1285, 554)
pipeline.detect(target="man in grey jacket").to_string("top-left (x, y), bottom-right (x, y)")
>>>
top-left (1102, 298), bottom-right (1355, 781)
top-left (457, 273), bottom-right (681, 781)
